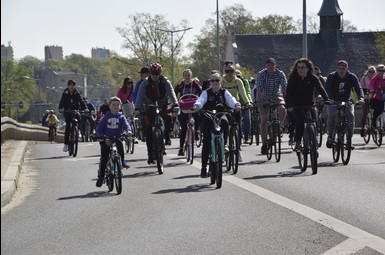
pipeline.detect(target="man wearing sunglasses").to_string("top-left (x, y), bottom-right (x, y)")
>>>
top-left (134, 62), bottom-right (180, 164)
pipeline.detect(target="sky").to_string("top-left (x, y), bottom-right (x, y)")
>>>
top-left (2, 0), bottom-right (384, 60)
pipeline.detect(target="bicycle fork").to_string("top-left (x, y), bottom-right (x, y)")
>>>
top-left (211, 132), bottom-right (225, 163)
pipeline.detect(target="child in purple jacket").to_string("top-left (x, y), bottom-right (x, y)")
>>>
top-left (96, 96), bottom-right (132, 187)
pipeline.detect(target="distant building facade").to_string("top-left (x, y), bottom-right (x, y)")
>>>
top-left (1, 44), bottom-right (14, 60)
top-left (45, 45), bottom-right (63, 61)
top-left (226, 0), bottom-right (384, 77)
top-left (91, 47), bottom-right (110, 59)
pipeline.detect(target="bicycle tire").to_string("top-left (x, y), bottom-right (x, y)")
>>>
top-left (195, 130), bottom-right (202, 148)
top-left (189, 127), bottom-right (195, 164)
top-left (317, 116), bottom-right (323, 147)
top-left (308, 124), bottom-right (318, 174)
top-left (267, 126), bottom-right (273, 160)
top-left (214, 136), bottom-right (223, 189)
top-left (106, 161), bottom-right (114, 192)
top-left (48, 126), bottom-right (55, 142)
top-left (153, 128), bottom-right (164, 174)
top-left (129, 137), bottom-right (135, 154)
top-left (232, 126), bottom-right (240, 174)
top-left (125, 137), bottom-right (130, 153)
top-left (372, 117), bottom-right (383, 147)
top-left (363, 115), bottom-right (371, 144)
top-left (72, 125), bottom-right (79, 157)
top-left (114, 159), bottom-right (122, 195)
top-left (255, 116), bottom-right (261, 146)
top-left (301, 127), bottom-right (309, 172)
top-left (340, 125), bottom-right (351, 165)
top-left (273, 121), bottom-right (281, 162)
top-left (85, 120), bottom-right (90, 142)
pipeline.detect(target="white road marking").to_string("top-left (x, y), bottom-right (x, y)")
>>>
top-left (224, 176), bottom-right (385, 254)
top-left (321, 238), bottom-right (366, 255)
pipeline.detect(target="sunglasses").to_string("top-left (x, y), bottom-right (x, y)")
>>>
top-left (225, 70), bottom-right (234, 73)
top-left (378, 69), bottom-right (385, 73)
top-left (368, 71), bottom-right (375, 73)
top-left (210, 79), bottom-right (220, 83)
top-left (151, 72), bottom-right (160, 75)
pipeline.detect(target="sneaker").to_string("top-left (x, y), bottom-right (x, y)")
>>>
top-left (294, 143), bottom-right (301, 151)
top-left (165, 139), bottom-right (171, 146)
top-left (178, 148), bottom-right (184, 156)
top-left (147, 155), bottom-right (155, 165)
top-left (243, 136), bottom-right (249, 144)
top-left (96, 176), bottom-right (104, 187)
top-left (122, 161), bottom-right (130, 168)
top-left (238, 151), bottom-right (243, 162)
top-left (224, 145), bottom-right (229, 153)
top-left (360, 128), bottom-right (366, 137)
top-left (326, 137), bottom-right (333, 149)
top-left (288, 137), bottom-right (295, 146)
top-left (63, 144), bottom-right (68, 152)
top-left (195, 132), bottom-right (200, 141)
top-left (200, 168), bottom-right (207, 178)
top-left (134, 138), bottom-right (139, 144)
top-left (261, 144), bottom-right (268, 155)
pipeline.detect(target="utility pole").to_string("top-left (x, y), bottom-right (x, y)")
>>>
top-left (156, 27), bottom-right (193, 85)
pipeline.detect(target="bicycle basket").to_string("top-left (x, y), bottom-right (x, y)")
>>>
top-left (179, 97), bottom-right (197, 113)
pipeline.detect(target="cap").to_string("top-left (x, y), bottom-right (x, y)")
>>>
top-left (139, 66), bottom-right (150, 74)
top-left (67, 79), bottom-right (76, 86)
top-left (224, 64), bottom-right (235, 71)
top-left (337, 60), bottom-right (348, 68)
top-left (211, 70), bottom-right (219, 74)
top-left (265, 58), bottom-right (276, 65)
top-left (248, 77), bottom-right (255, 83)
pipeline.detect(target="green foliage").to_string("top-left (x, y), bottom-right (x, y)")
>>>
top-left (375, 32), bottom-right (385, 63)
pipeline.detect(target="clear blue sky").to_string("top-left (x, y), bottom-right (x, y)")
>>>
top-left (2, 0), bottom-right (383, 60)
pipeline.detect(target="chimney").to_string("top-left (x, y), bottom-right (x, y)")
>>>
top-left (318, 0), bottom-right (343, 48)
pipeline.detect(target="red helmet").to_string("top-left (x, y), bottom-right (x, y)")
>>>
top-left (150, 62), bottom-right (162, 73)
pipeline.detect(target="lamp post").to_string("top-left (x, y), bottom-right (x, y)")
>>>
top-left (22, 76), bottom-right (41, 122)
top-left (157, 27), bottom-right (193, 85)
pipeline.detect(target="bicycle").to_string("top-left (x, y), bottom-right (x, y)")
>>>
top-left (315, 96), bottom-right (326, 147)
top-left (81, 111), bottom-right (93, 142)
top-left (293, 105), bottom-right (319, 175)
top-left (179, 94), bottom-right (198, 164)
top-left (125, 116), bottom-right (136, 154)
top-left (249, 103), bottom-right (261, 146)
top-left (265, 104), bottom-right (282, 162)
top-left (147, 103), bottom-right (166, 174)
top-left (331, 101), bottom-right (353, 165)
top-left (225, 109), bottom-right (240, 174)
top-left (201, 109), bottom-right (227, 189)
top-left (362, 106), bottom-right (383, 147)
top-left (97, 135), bottom-right (126, 195)
top-left (48, 123), bottom-right (57, 142)
top-left (65, 110), bottom-right (80, 157)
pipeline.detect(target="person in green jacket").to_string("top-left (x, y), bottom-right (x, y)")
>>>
top-left (235, 69), bottom-right (252, 144)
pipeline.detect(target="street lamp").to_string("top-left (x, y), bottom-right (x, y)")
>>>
top-left (157, 27), bottom-right (193, 85)
top-left (22, 76), bottom-right (41, 122)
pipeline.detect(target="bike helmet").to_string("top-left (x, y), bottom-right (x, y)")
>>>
top-left (248, 77), bottom-right (255, 84)
top-left (49, 110), bottom-right (54, 113)
top-left (150, 62), bottom-right (163, 73)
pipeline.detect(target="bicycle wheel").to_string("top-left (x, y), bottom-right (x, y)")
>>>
top-left (372, 117), bottom-right (383, 147)
top-left (341, 124), bottom-right (352, 165)
top-left (300, 128), bottom-right (309, 172)
top-left (48, 127), bottom-right (54, 142)
top-left (189, 127), bottom-right (195, 164)
top-left (363, 115), bottom-right (371, 144)
top-left (114, 159), bottom-right (122, 195)
top-left (106, 161), bottom-right (114, 192)
top-left (129, 136), bottom-right (135, 154)
top-left (84, 121), bottom-right (90, 142)
top-left (317, 115), bottom-right (323, 147)
top-left (232, 125), bottom-right (240, 174)
top-left (332, 138), bottom-right (340, 163)
top-left (195, 130), bottom-right (202, 148)
top-left (226, 129), bottom-right (234, 172)
top-left (266, 126), bottom-right (273, 160)
top-left (307, 124), bottom-right (318, 174)
top-left (214, 136), bottom-right (223, 189)
top-left (72, 125), bottom-right (79, 157)
top-left (125, 137), bottom-right (130, 153)
top-left (273, 121), bottom-right (281, 162)
top-left (255, 114), bottom-right (261, 146)
top-left (153, 129), bottom-right (164, 174)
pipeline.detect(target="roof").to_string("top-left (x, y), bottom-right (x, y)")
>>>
top-left (317, 0), bottom-right (343, 16)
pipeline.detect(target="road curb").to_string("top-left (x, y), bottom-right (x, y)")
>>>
top-left (1, 141), bottom-right (28, 208)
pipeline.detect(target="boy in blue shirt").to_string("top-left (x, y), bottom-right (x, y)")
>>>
top-left (96, 96), bottom-right (132, 187)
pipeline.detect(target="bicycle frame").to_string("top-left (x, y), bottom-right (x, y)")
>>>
top-left (148, 103), bottom-right (165, 174)
top-left (266, 104), bottom-right (281, 162)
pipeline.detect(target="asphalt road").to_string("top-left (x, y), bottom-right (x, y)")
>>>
top-left (1, 134), bottom-right (385, 255)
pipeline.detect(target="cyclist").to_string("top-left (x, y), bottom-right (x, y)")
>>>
top-left (132, 66), bottom-right (151, 104)
top-left (222, 64), bottom-right (252, 161)
top-left (117, 76), bottom-right (135, 117)
top-left (174, 69), bottom-right (202, 156)
top-left (285, 58), bottom-right (330, 150)
top-left (368, 64), bottom-right (385, 129)
top-left (193, 72), bottom-right (241, 178)
top-left (58, 79), bottom-right (88, 152)
top-left (95, 96), bottom-right (132, 187)
top-left (47, 110), bottom-right (60, 138)
top-left (325, 60), bottom-right (364, 148)
top-left (133, 62), bottom-right (180, 164)
top-left (359, 66), bottom-right (376, 137)
top-left (235, 69), bottom-right (252, 144)
top-left (80, 97), bottom-right (96, 141)
top-left (254, 58), bottom-right (287, 155)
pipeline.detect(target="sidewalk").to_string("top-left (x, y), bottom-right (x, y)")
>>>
top-left (1, 140), bottom-right (29, 208)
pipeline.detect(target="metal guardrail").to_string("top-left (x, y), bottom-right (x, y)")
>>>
top-left (1, 117), bottom-right (64, 143)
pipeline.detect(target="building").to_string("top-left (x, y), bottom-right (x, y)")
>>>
top-left (1, 44), bottom-right (14, 60)
top-left (91, 47), bottom-right (110, 59)
top-left (226, 0), bottom-right (384, 77)
top-left (45, 45), bottom-right (63, 61)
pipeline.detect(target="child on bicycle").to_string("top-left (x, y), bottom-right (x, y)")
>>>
top-left (95, 96), bottom-right (132, 187)
top-left (47, 110), bottom-right (60, 137)
top-left (193, 72), bottom-right (241, 178)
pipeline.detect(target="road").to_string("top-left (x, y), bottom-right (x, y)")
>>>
top-left (1, 134), bottom-right (385, 255)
